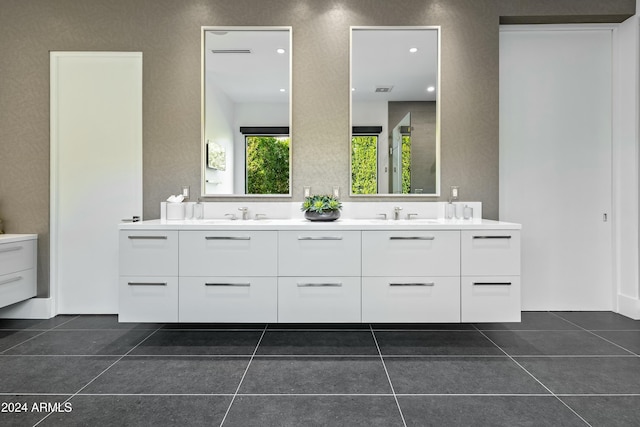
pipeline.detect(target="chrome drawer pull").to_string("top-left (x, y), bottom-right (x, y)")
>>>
top-left (298, 236), bottom-right (343, 241)
top-left (205, 236), bottom-right (251, 240)
top-left (472, 236), bottom-right (512, 239)
top-left (389, 236), bottom-right (435, 240)
top-left (127, 236), bottom-right (167, 240)
top-left (473, 282), bottom-right (512, 286)
top-left (127, 282), bottom-right (167, 286)
top-left (0, 276), bottom-right (22, 286)
top-left (297, 283), bottom-right (343, 287)
top-left (390, 282), bottom-right (435, 287)
top-left (205, 283), bottom-right (250, 287)
top-left (0, 246), bottom-right (23, 254)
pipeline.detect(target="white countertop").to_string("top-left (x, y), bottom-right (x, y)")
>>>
top-left (119, 218), bottom-right (521, 231)
top-left (0, 234), bottom-right (38, 244)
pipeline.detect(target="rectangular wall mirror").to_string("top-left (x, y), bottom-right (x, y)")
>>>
top-left (350, 27), bottom-right (440, 196)
top-left (202, 26), bottom-right (292, 196)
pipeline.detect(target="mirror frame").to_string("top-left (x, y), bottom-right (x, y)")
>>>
top-left (349, 26), bottom-right (441, 197)
top-left (201, 26), bottom-right (293, 198)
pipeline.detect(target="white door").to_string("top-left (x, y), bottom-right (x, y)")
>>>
top-left (499, 26), bottom-right (613, 311)
top-left (51, 52), bottom-right (142, 314)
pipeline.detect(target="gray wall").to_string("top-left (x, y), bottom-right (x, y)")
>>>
top-left (0, 0), bottom-right (634, 297)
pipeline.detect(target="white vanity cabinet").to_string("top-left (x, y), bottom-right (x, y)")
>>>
top-left (118, 230), bottom-right (179, 322)
top-left (460, 230), bottom-right (521, 322)
top-left (278, 230), bottom-right (361, 322)
top-left (361, 231), bottom-right (460, 323)
top-left (179, 230), bottom-right (278, 322)
top-left (0, 235), bottom-right (37, 309)
top-left (118, 218), bottom-right (521, 323)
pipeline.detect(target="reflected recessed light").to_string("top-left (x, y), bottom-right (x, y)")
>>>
top-left (280, 88), bottom-right (286, 92)
top-left (352, 88), bottom-right (355, 91)
top-left (427, 86), bottom-right (435, 92)
top-left (276, 48), bottom-right (286, 54)
top-left (409, 47), bottom-right (418, 53)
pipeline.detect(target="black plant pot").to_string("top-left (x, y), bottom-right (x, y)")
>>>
top-left (304, 210), bottom-right (341, 222)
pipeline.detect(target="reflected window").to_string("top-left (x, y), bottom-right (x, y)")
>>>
top-left (245, 135), bottom-right (290, 194)
top-left (351, 135), bottom-right (378, 195)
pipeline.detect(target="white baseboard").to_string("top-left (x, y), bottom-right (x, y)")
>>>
top-left (617, 294), bottom-right (640, 320)
top-left (0, 298), bottom-right (55, 319)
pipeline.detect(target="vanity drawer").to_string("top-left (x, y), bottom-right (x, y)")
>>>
top-left (461, 230), bottom-right (520, 276)
top-left (278, 277), bottom-right (361, 323)
top-left (362, 230), bottom-right (460, 276)
top-left (278, 231), bottom-right (361, 276)
top-left (180, 231), bottom-right (277, 276)
top-left (119, 231), bottom-right (179, 276)
top-left (179, 277), bottom-right (277, 323)
top-left (461, 276), bottom-right (521, 322)
top-left (0, 268), bottom-right (36, 309)
top-left (118, 276), bottom-right (178, 322)
top-left (362, 276), bottom-right (460, 323)
top-left (0, 240), bottom-right (36, 277)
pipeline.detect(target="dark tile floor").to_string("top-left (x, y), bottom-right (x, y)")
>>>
top-left (0, 312), bottom-right (639, 426)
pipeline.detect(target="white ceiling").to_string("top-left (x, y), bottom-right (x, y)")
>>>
top-left (204, 28), bottom-right (438, 104)
top-left (351, 28), bottom-right (439, 103)
top-left (205, 29), bottom-right (290, 103)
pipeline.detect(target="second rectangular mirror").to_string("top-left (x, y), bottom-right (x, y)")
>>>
top-left (350, 27), bottom-right (440, 196)
top-left (202, 27), bottom-right (292, 196)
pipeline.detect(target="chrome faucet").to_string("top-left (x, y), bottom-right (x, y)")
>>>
top-left (393, 206), bottom-right (403, 220)
top-left (238, 207), bottom-right (249, 220)
top-left (406, 213), bottom-right (418, 220)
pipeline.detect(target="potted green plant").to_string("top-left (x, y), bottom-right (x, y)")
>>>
top-left (301, 194), bottom-right (342, 221)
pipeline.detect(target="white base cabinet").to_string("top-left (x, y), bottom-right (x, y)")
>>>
top-left (362, 277), bottom-right (460, 323)
top-left (461, 276), bottom-right (521, 322)
top-left (119, 277), bottom-right (178, 322)
top-left (118, 225), bottom-right (521, 323)
top-left (179, 277), bottom-right (277, 323)
top-left (278, 277), bottom-right (361, 323)
top-left (0, 235), bottom-right (37, 309)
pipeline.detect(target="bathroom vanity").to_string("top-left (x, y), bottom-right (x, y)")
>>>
top-left (118, 217), bottom-right (520, 323)
top-left (0, 234), bottom-right (37, 309)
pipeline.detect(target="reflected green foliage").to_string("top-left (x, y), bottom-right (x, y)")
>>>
top-left (246, 136), bottom-right (290, 194)
top-left (351, 136), bottom-right (377, 194)
top-left (402, 135), bottom-right (411, 194)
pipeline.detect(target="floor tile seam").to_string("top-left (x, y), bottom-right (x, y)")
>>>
top-left (32, 326), bottom-right (163, 427)
top-left (48, 315), bottom-right (81, 330)
top-left (548, 312), bottom-right (639, 356)
top-left (587, 330), bottom-right (640, 357)
top-left (161, 328), bottom-right (266, 332)
top-left (473, 324), bottom-right (593, 427)
top-left (263, 329), bottom-right (371, 332)
top-left (370, 326), bottom-right (408, 427)
top-left (219, 325), bottom-right (268, 427)
top-left (511, 355), bottom-right (639, 359)
top-left (0, 316), bottom-right (84, 354)
top-left (0, 331), bottom-right (50, 355)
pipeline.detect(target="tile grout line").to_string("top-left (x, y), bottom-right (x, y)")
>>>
top-left (218, 324), bottom-right (268, 427)
top-left (370, 325), bottom-right (407, 427)
top-left (549, 312), bottom-right (640, 357)
top-left (32, 326), bottom-right (163, 427)
top-left (0, 315), bottom-right (81, 355)
top-left (473, 324), bottom-right (593, 427)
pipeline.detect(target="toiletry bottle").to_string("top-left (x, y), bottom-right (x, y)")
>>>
top-left (463, 205), bottom-right (473, 220)
top-left (194, 198), bottom-right (203, 219)
top-left (445, 202), bottom-right (454, 219)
